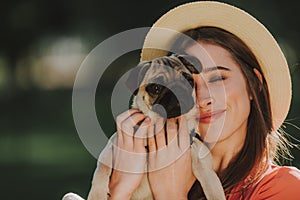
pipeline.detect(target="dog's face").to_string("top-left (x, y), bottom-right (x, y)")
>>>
top-left (127, 54), bottom-right (202, 120)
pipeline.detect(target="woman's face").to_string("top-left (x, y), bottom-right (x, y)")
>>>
top-left (185, 42), bottom-right (251, 144)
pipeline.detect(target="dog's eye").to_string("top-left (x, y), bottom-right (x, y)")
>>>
top-left (146, 84), bottom-right (163, 95)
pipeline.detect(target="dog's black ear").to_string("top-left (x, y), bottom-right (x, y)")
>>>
top-left (177, 55), bottom-right (202, 74)
top-left (126, 61), bottom-right (151, 95)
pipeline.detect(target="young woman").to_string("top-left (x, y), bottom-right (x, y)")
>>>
top-left (108, 2), bottom-right (300, 199)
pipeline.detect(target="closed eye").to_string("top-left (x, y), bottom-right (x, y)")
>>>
top-left (209, 76), bottom-right (226, 83)
top-left (203, 66), bottom-right (229, 83)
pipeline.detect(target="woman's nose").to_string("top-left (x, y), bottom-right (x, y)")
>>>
top-left (195, 75), bottom-right (215, 109)
top-left (198, 96), bottom-right (215, 108)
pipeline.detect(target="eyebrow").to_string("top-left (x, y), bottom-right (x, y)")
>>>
top-left (202, 66), bottom-right (231, 73)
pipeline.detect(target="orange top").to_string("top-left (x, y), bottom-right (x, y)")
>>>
top-left (228, 165), bottom-right (300, 200)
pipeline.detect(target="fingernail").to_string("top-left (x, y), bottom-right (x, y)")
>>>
top-left (145, 117), bottom-right (151, 122)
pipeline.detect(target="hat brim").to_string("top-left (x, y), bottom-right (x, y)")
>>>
top-left (141, 1), bottom-right (291, 131)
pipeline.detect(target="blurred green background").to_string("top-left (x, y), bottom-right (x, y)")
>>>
top-left (1, 0), bottom-right (299, 199)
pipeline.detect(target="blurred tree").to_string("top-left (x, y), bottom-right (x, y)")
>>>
top-left (1, 0), bottom-right (299, 93)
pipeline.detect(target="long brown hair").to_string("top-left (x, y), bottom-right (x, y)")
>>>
top-left (171, 27), bottom-right (279, 198)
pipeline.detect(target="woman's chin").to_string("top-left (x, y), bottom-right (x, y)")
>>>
top-left (201, 136), bottom-right (221, 145)
top-left (198, 125), bottom-right (224, 144)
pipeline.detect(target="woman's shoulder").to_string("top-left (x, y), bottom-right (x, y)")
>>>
top-left (264, 164), bottom-right (300, 183)
top-left (253, 164), bottom-right (300, 199)
top-left (228, 165), bottom-right (300, 200)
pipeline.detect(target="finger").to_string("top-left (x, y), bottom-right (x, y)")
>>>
top-left (166, 118), bottom-right (178, 147)
top-left (111, 132), bottom-right (118, 148)
top-left (116, 109), bottom-right (141, 126)
top-left (155, 118), bottom-right (166, 150)
top-left (178, 116), bottom-right (190, 151)
top-left (147, 121), bottom-right (156, 153)
top-left (121, 112), bottom-right (146, 147)
top-left (116, 109), bottom-right (141, 145)
top-left (116, 128), bottom-right (124, 148)
top-left (134, 117), bottom-right (151, 153)
top-left (147, 122), bottom-right (157, 172)
top-left (121, 112), bottom-right (146, 135)
top-left (111, 134), bottom-right (119, 169)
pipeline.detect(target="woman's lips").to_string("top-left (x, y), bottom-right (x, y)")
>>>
top-left (197, 110), bottom-right (226, 123)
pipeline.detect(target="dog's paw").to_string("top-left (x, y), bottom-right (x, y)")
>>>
top-left (191, 137), bottom-right (213, 170)
top-left (62, 192), bottom-right (85, 200)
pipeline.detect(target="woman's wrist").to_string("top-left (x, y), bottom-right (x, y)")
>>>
top-left (108, 184), bottom-right (133, 200)
top-left (153, 192), bottom-right (188, 200)
top-left (108, 193), bottom-right (131, 200)
top-left (154, 196), bottom-right (188, 200)
top-left (108, 189), bottom-right (132, 200)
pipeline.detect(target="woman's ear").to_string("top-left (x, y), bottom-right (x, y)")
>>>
top-left (253, 68), bottom-right (263, 85)
top-left (250, 68), bottom-right (263, 100)
top-left (253, 68), bottom-right (263, 92)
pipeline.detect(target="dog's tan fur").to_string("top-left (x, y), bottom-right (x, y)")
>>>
top-left (62, 55), bottom-right (225, 200)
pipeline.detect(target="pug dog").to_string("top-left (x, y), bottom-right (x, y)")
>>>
top-left (63, 54), bottom-right (225, 200)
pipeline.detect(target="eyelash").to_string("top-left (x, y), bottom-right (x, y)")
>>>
top-left (209, 76), bottom-right (226, 83)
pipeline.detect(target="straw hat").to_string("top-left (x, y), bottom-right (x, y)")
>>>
top-left (140, 1), bottom-right (291, 131)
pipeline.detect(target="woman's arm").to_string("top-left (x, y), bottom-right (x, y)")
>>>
top-left (108, 109), bottom-right (151, 199)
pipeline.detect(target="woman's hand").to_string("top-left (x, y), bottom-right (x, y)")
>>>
top-left (109, 109), bottom-right (151, 200)
top-left (147, 117), bottom-right (196, 200)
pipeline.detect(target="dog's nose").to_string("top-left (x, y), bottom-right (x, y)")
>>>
top-left (171, 87), bottom-right (186, 98)
top-left (152, 104), bottom-right (167, 119)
